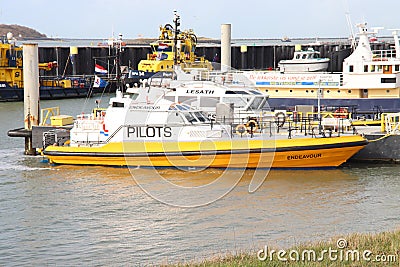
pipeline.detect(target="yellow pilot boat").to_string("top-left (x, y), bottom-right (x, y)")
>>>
top-left (42, 69), bottom-right (367, 169)
top-left (44, 134), bottom-right (366, 168)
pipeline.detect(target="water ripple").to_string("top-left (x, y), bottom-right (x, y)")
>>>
top-left (1, 100), bottom-right (400, 265)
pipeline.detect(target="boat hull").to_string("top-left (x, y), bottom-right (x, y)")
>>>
top-left (43, 135), bottom-right (367, 168)
top-left (278, 60), bottom-right (329, 72)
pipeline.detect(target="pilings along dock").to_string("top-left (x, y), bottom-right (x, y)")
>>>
top-left (33, 37), bottom-right (394, 76)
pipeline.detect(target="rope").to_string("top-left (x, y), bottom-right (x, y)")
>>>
top-left (368, 133), bottom-right (392, 142)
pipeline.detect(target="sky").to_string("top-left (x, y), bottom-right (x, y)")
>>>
top-left (0, 0), bottom-right (399, 40)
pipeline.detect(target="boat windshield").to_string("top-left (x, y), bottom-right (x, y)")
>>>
top-left (169, 103), bottom-right (191, 111)
top-left (194, 111), bottom-right (209, 122)
top-left (184, 112), bottom-right (197, 123)
top-left (249, 96), bottom-right (265, 110)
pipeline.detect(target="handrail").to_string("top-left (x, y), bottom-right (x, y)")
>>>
top-left (383, 112), bottom-right (400, 134)
top-left (70, 111), bottom-right (359, 147)
top-left (40, 107), bottom-right (60, 126)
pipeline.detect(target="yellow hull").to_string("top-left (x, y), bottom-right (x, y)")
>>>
top-left (43, 135), bottom-right (367, 168)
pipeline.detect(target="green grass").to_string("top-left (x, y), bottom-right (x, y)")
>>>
top-left (167, 229), bottom-right (400, 266)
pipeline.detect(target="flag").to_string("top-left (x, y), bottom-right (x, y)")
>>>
top-left (93, 75), bottom-right (108, 88)
top-left (95, 64), bottom-right (108, 74)
top-left (158, 43), bottom-right (169, 50)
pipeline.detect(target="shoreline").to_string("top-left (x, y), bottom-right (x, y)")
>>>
top-left (168, 228), bottom-right (400, 266)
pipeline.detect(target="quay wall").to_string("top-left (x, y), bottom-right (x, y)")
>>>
top-left (37, 42), bottom-right (391, 76)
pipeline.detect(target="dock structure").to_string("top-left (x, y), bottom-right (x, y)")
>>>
top-left (7, 43), bottom-right (40, 155)
top-left (351, 113), bottom-right (400, 162)
top-left (34, 40), bottom-right (375, 77)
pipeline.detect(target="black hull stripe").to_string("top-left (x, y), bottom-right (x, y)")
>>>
top-left (44, 140), bottom-right (367, 157)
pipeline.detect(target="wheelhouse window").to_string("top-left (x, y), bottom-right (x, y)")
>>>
top-left (199, 97), bottom-right (219, 107)
top-left (381, 78), bottom-right (396, 83)
top-left (226, 90), bottom-right (249, 95)
top-left (249, 97), bottom-right (265, 110)
top-left (178, 96), bottom-right (196, 106)
top-left (194, 112), bottom-right (209, 122)
top-left (184, 112), bottom-right (197, 123)
top-left (349, 65), bottom-right (354, 72)
top-left (222, 97), bottom-right (247, 108)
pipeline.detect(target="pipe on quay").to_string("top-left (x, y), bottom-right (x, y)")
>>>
top-left (221, 24), bottom-right (231, 72)
top-left (23, 43), bottom-right (40, 155)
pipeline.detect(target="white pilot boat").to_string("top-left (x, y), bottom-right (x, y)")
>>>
top-left (278, 47), bottom-right (330, 72)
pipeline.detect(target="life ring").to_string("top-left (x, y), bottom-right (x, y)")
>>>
top-left (235, 124), bottom-right (247, 135)
top-left (274, 112), bottom-right (286, 127)
top-left (334, 108), bottom-right (348, 119)
top-left (73, 80), bottom-right (79, 87)
top-left (246, 120), bottom-right (258, 133)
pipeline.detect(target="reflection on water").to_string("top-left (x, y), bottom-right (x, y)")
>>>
top-left (1, 97), bottom-right (400, 265)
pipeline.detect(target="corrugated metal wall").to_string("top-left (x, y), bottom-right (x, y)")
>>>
top-left (38, 42), bottom-right (391, 76)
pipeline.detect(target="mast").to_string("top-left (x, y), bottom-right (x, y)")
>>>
top-left (173, 10), bottom-right (180, 65)
top-left (113, 33), bottom-right (124, 92)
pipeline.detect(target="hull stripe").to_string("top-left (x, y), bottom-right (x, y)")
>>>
top-left (44, 140), bottom-right (367, 158)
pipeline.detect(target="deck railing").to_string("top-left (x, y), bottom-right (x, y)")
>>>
top-left (383, 112), bottom-right (400, 134)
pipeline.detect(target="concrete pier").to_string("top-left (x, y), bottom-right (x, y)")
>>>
top-left (220, 24), bottom-right (231, 72)
top-left (23, 43), bottom-right (40, 155)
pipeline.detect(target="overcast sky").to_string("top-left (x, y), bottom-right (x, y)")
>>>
top-left (0, 0), bottom-right (398, 39)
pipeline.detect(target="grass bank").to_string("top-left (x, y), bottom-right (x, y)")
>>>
top-left (171, 229), bottom-right (400, 266)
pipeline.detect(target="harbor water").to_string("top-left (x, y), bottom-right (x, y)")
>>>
top-left (1, 97), bottom-right (400, 265)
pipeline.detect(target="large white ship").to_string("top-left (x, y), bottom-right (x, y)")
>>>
top-left (244, 23), bottom-right (400, 113)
